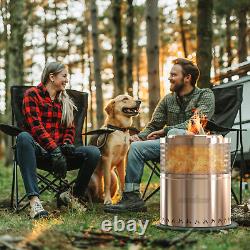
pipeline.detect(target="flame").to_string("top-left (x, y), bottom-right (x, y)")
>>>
top-left (187, 109), bottom-right (208, 135)
top-left (17, 218), bottom-right (62, 249)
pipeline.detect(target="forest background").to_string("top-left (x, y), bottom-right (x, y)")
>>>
top-left (0, 0), bottom-right (249, 164)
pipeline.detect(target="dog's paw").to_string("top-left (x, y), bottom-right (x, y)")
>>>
top-left (104, 198), bottom-right (112, 205)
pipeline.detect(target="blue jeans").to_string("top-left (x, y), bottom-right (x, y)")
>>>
top-left (16, 132), bottom-right (101, 198)
top-left (124, 128), bottom-right (187, 192)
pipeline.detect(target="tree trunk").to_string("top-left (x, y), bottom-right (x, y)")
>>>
top-left (0, 1), bottom-right (10, 165)
top-left (134, 45), bottom-right (142, 129)
top-left (237, 8), bottom-right (247, 63)
top-left (84, 2), bottom-right (94, 129)
top-left (112, 0), bottom-right (124, 96)
top-left (87, 41), bottom-right (94, 129)
top-left (177, 0), bottom-right (188, 58)
top-left (196, 0), bottom-right (213, 88)
top-left (0, 0), bottom-right (9, 108)
top-left (8, 0), bottom-right (24, 87)
top-left (5, 0), bottom-right (25, 166)
top-left (87, 43), bottom-right (94, 129)
top-left (90, 0), bottom-right (104, 128)
top-left (146, 0), bottom-right (160, 118)
top-left (226, 13), bottom-right (233, 67)
top-left (126, 0), bottom-right (134, 96)
top-left (218, 45), bottom-right (224, 74)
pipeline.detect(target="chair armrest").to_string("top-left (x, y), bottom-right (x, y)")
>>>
top-left (0, 123), bottom-right (24, 136)
top-left (205, 120), bottom-right (247, 133)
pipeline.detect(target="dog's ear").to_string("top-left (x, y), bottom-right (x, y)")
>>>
top-left (105, 100), bottom-right (115, 117)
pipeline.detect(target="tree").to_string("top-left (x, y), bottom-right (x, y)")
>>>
top-left (196, 0), bottom-right (213, 88)
top-left (146, 0), bottom-right (160, 118)
top-left (132, 4), bottom-right (145, 129)
top-left (237, 7), bottom-right (248, 62)
top-left (126, 0), bottom-right (134, 96)
top-left (5, 0), bottom-right (25, 165)
top-left (177, 0), bottom-right (188, 58)
top-left (89, 0), bottom-right (104, 127)
top-left (8, 0), bottom-right (25, 87)
top-left (225, 13), bottom-right (233, 67)
top-left (0, 0), bottom-right (9, 104)
top-left (112, 0), bottom-right (124, 96)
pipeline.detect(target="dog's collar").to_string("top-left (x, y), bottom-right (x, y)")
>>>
top-left (107, 124), bottom-right (128, 132)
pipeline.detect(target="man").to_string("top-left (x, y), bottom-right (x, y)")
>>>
top-left (104, 58), bottom-right (215, 213)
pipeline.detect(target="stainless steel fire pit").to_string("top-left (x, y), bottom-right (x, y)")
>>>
top-left (159, 135), bottom-right (237, 230)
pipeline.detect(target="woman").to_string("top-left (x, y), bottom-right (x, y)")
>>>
top-left (16, 62), bottom-right (101, 219)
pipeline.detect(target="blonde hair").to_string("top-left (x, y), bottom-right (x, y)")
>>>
top-left (41, 62), bottom-right (77, 127)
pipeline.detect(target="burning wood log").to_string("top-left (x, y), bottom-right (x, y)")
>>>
top-left (187, 109), bottom-right (208, 135)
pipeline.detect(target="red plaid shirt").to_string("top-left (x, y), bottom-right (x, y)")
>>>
top-left (22, 83), bottom-right (75, 151)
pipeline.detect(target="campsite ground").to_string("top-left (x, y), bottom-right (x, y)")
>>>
top-left (0, 163), bottom-right (250, 250)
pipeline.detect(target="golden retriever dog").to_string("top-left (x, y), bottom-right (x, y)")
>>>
top-left (88, 95), bottom-right (141, 205)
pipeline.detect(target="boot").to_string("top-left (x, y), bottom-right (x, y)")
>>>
top-left (104, 191), bottom-right (147, 213)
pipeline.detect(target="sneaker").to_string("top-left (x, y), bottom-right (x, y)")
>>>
top-left (58, 190), bottom-right (87, 212)
top-left (103, 191), bottom-right (147, 213)
top-left (30, 201), bottom-right (49, 219)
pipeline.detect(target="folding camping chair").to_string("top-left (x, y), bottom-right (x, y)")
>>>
top-left (0, 86), bottom-right (88, 211)
top-left (142, 83), bottom-right (247, 204)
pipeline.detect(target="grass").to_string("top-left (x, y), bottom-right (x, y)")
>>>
top-left (0, 162), bottom-right (250, 250)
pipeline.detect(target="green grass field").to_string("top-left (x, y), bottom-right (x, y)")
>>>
top-left (0, 162), bottom-right (250, 250)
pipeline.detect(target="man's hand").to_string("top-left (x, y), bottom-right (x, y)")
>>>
top-left (129, 134), bottom-right (142, 143)
top-left (147, 129), bottom-right (165, 140)
top-left (51, 147), bottom-right (67, 179)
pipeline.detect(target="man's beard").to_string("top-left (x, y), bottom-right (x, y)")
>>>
top-left (172, 81), bottom-right (184, 93)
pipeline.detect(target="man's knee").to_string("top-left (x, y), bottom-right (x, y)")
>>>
top-left (129, 141), bottom-right (146, 157)
top-left (130, 141), bottom-right (143, 152)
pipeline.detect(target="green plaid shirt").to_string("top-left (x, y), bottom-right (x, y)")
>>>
top-left (138, 87), bottom-right (215, 140)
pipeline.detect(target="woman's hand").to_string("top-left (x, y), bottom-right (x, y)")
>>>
top-left (51, 147), bottom-right (67, 179)
top-left (147, 129), bottom-right (165, 140)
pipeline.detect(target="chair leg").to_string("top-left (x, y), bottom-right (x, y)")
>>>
top-left (142, 163), bottom-right (157, 199)
top-left (144, 186), bottom-right (160, 202)
top-left (231, 187), bottom-right (239, 205)
top-left (239, 133), bottom-right (245, 204)
top-left (143, 161), bottom-right (161, 202)
top-left (11, 160), bottom-right (20, 211)
top-left (10, 162), bottom-right (16, 209)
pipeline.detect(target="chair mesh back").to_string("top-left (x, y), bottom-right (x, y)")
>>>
top-left (11, 86), bottom-right (30, 128)
top-left (211, 84), bottom-right (243, 134)
top-left (10, 86), bottom-right (88, 147)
